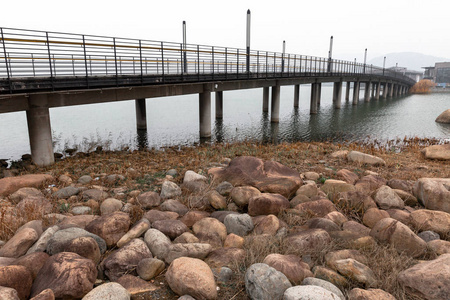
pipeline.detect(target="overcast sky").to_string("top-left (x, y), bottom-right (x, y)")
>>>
top-left (3, 0), bottom-right (449, 66)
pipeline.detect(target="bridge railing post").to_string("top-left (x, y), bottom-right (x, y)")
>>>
top-left (161, 42), bottom-right (165, 82)
top-left (1, 28), bottom-right (12, 93)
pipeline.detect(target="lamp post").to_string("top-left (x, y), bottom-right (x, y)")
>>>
top-left (182, 21), bottom-right (187, 73)
top-left (281, 40), bottom-right (285, 73)
top-left (246, 9), bottom-right (251, 73)
top-left (327, 35), bottom-right (333, 73)
top-left (383, 56), bottom-right (386, 75)
top-left (363, 48), bottom-right (367, 73)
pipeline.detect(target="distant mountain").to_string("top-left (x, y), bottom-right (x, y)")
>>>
top-left (369, 52), bottom-right (449, 72)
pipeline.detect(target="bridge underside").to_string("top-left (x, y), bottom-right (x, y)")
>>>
top-left (0, 74), bottom-right (412, 113)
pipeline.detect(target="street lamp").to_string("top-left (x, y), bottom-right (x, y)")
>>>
top-left (246, 9), bottom-right (251, 73)
top-left (327, 36), bottom-right (333, 73)
top-left (182, 21), bottom-right (187, 73)
top-left (363, 48), bottom-right (367, 73)
top-left (282, 40), bottom-right (286, 73)
top-left (383, 56), bottom-right (386, 75)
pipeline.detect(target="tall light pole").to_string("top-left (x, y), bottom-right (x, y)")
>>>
top-left (383, 56), bottom-right (386, 75)
top-left (282, 40), bottom-right (286, 73)
top-left (246, 9), bottom-right (251, 73)
top-left (327, 36), bottom-right (333, 73)
top-left (182, 21), bottom-right (187, 73)
top-left (363, 48), bottom-right (367, 73)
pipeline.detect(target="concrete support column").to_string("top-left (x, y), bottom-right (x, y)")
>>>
top-left (263, 87), bottom-right (270, 112)
top-left (345, 81), bottom-right (351, 101)
top-left (375, 82), bottom-right (381, 100)
top-left (352, 81), bottom-right (360, 105)
top-left (317, 84), bottom-right (322, 106)
top-left (371, 83), bottom-right (376, 98)
top-left (332, 81), bottom-right (342, 109)
top-left (271, 85), bottom-right (281, 123)
top-left (199, 91), bottom-right (211, 138)
top-left (364, 82), bottom-right (372, 102)
top-left (26, 94), bottom-right (54, 167)
top-left (294, 84), bottom-right (300, 108)
top-left (389, 83), bottom-right (394, 98)
top-left (215, 91), bottom-right (223, 119)
top-left (394, 85), bottom-right (399, 97)
top-left (382, 83), bottom-right (388, 99)
top-left (310, 83), bottom-right (320, 114)
top-left (135, 98), bottom-right (147, 130)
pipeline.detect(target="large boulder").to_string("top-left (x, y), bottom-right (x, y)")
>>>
top-left (284, 229), bottom-right (331, 252)
top-left (9, 187), bottom-right (44, 204)
top-left (373, 185), bottom-right (404, 209)
top-left (101, 238), bottom-right (152, 281)
top-left (263, 254), bottom-right (313, 284)
top-left (398, 253), bottom-right (450, 300)
top-left (0, 227), bottom-right (39, 258)
top-left (11, 252), bottom-right (50, 280)
top-left (47, 227), bottom-right (107, 255)
top-left (31, 252), bottom-right (97, 299)
top-left (248, 193), bottom-right (290, 216)
top-left (413, 178), bottom-right (450, 213)
top-left (230, 186), bottom-right (261, 207)
top-left (370, 218), bottom-right (427, 257)
top-left (410, 209), bottom-right (450, 237)
top-left (294, 199), bottom-right (336, 217)
top-left (165, 243), bottom-right (212, 264)
top-left (136, 191), bottom-right (161, 209)
top-left (192, 217), bottom-right (227, 247)
top-left (166, 257), bottom-right (217, 299)
top-left (0, 174), bottom-right (53, 197)
top-left (152, 219), bottom-right (189, 240)
top-left (209, 156), bottom-right (302, 198)
top-left (435, 109), bottom-right (450, 123)
top-left (0, 265), bottom-right (33, 300)
top-left (245, 263), bottom-right (292, 300)
top-left (204, 247), bottom-right (246, 269)
top-left (85, 211), bottom-right (130, 247)
top-left (333, 258), bottom-right (377, 287)
top-left (224, 213), bottom-right (254, 236)
top-left (422, 144), bottom-right (450, 160)
top-left (144, 229), bottom-right (172, 261)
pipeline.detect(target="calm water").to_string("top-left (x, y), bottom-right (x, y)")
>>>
top-left (0, 85), bottom-right (449, 162)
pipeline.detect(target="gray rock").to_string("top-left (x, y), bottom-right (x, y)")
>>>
top-left (167, 169), bottom-right (178, 177)
top-left (245, 263), bottom-right (292, 300)
top-left (178, 296), bottom-right (196, 300)
top-left (137, 257), bottom-right (165, 280)
top-left (216, 181), bottom-right (234, 196)
top-left (46, 227), bottom-right (107, 255)
top-left (373, 185), bottom-right (404, 209)
top-left (72, 206), bottom-right (92, 215)
top-left (82, 189), bottom-right (109, 201)
top-left (283, 285), bottom-right (341, 300)
top-left (160, 199), bottom-right (189, 216)
top-left (78, 175), bottom-right (93, 185)
top-left (160, 181), bottom-right (182, 199)
top-left (100, 198), bottom-right (123, 215)
top-left (218, 267), bottom-right (233, 283)
top-left (183, 170), bottom-right (207, 183)
top-left (418, 230), bottom-right (440, 242)
top-left (224, 213), bottom-right (254, 237)
top-left (82, 282), bottom-right (130, 300)
top-left (27, 225), bottom-right (59, 254)
top-left (347, 151), bottom-right (386, 166)
top-left (144, 228), bottom-right (172, 260)
top-left (301, 277), bottom-right (345, 300)
top-left (54, 186), bottom-right (80, 199)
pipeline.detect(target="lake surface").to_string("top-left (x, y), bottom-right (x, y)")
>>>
top-left (0, 85), bottom-right (449, 162)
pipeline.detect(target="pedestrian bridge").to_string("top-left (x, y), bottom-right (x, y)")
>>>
top-left (0, 27), bottom-right (415, 166)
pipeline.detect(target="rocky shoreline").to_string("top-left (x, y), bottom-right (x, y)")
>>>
top-left (0, 141), bottom-right (449, 299)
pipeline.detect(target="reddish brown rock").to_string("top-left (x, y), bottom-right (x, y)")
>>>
top-left (16, 196), bottom-right (53, 220)
top-left (65, 236), bottom-right (101, 264)
top-left (85, 211), bottom-right (130, 247)
top-left (336, 169), bottom-right (359, 184)
top-left (31, 252), bottom-right (97, 299)
top-left (373, 185), bottom-right (405, 209)
top-left (29, 289), bottom-right (55, 300)
top-left (337, 191), bottom-right (377, 213)
top-left (9, 187), bottom-right (44, 204)
top-left (254, 214), bottom-right (280, 235)
top-left (12, 252), bottom-right (49, 279)
top-left (152, 219), bottom-right (189, 240)
top-left (166, 257), bottom-right (217, 299)
top-left (354, 175), bottom-right (387, 193)
top-left (394, 189), bottom-right (418, 206)
top-left (306, 217), bottom-right (341, 232)
top-left (58, 215), bottom-right (98, 229)
top-left (285, 229), bottom-right (332, 251)
top-left (0, 265), bottom-right (33, 300)
top-left (180, 210), bottom-right (210, 227)
top-left (334, 258), bottom-right (377, 287)
top-left (348, 288), bottom-right (396, 300)
top-left (224, 233), bottom-right (245, 248)
top-left (363, 208), bottom-right (390, 228)
top-left (386, 209), bottom-right (411, 225)
top-left (313, 266), bottom-right (349, 289)
top-left (173, 232), bottom-right (200, 244)
top-left (410, 209), bottom-right (450, 237)
top-left (343, 221), bottom-right (371, 236)
top-left (193, 217), bottom-right (227, 248)
top-left (321, 179), bottom-right (356, 196)
top-left (398, 254), bottom-right (450, 300)
top-left (294, 199), bottom-right (336, 217)
top-left (230, 186), bottom-right (261, 207)
top-left (263, 254), bottom-right (313, 284)
top-left (325, 249), bottom-right (368, 270)
top-left (248, 193), bottom-right (290, 216)
top-left (428, 240), bottom-right (450, 255)
top-left (209, 156), bottom-right (302, 198)
top-left (413, 178), bottom-right (450, 213)
top-left (143, 209), bottom-right (178, 225)
top-left (101, 238), bottom-right (152, 281)
top-left (0, 174), bottom-right (53, 197)
top-left (136, 191), bottom-right (161, 209)
top-left (205, 247), bottom-right (245, 268)
top-left (0, 228), bottom-right (39, 258)
top-left (370, 218), bottom-right (427, 257)
top-left (324, 211), bottom-right (348, 226)
top-left (422, 144), bottom-right (450, 160)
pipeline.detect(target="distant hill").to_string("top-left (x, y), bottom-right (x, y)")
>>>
top-left (369, 52), bottom-right (449, 72)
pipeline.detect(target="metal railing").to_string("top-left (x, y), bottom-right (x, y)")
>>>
top-left (0, 27), bottom-right (415, 93)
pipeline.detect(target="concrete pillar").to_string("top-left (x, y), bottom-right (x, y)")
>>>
top-left (26, 95), bottom-right (54, 167)
top-left (332, 81), bottom-right (342, 109)
top-left (345, 81), bottom-right (351, 101)
top-left (382, 83), bottom-right (387, 99)
top-left (135, 99), bottom-right (147, 130)
top-left (271, 85), bottom-right (281, 123)
top-left (389, 83), bottom-right (394, 98)
top-left (294, 84), bottom-right (300, 108)
top-left (352, 81), bottom-right (360, 105)
top-left (371, 83), bottom-right (376, 98)
top-left (310, 83), bottom-right (319, 114)
top-left (364, 82), bottom-right (371, 102)
top-left (394, 85), bottom-right (398, 97)
top-left (375, 82), bottom-right (381, 100)
top-left (215, 91), bottom-right (223, 119)
top-left (263, 87), bottom-right (269, 112)
top-left (199, 91), bottom-right (211, 138)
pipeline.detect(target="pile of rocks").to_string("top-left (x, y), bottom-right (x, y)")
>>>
top-left (0, 151), bottom-right (449, 300)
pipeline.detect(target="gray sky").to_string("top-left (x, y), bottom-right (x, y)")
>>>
top-left (3, 0), bottom-right (449, 66)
